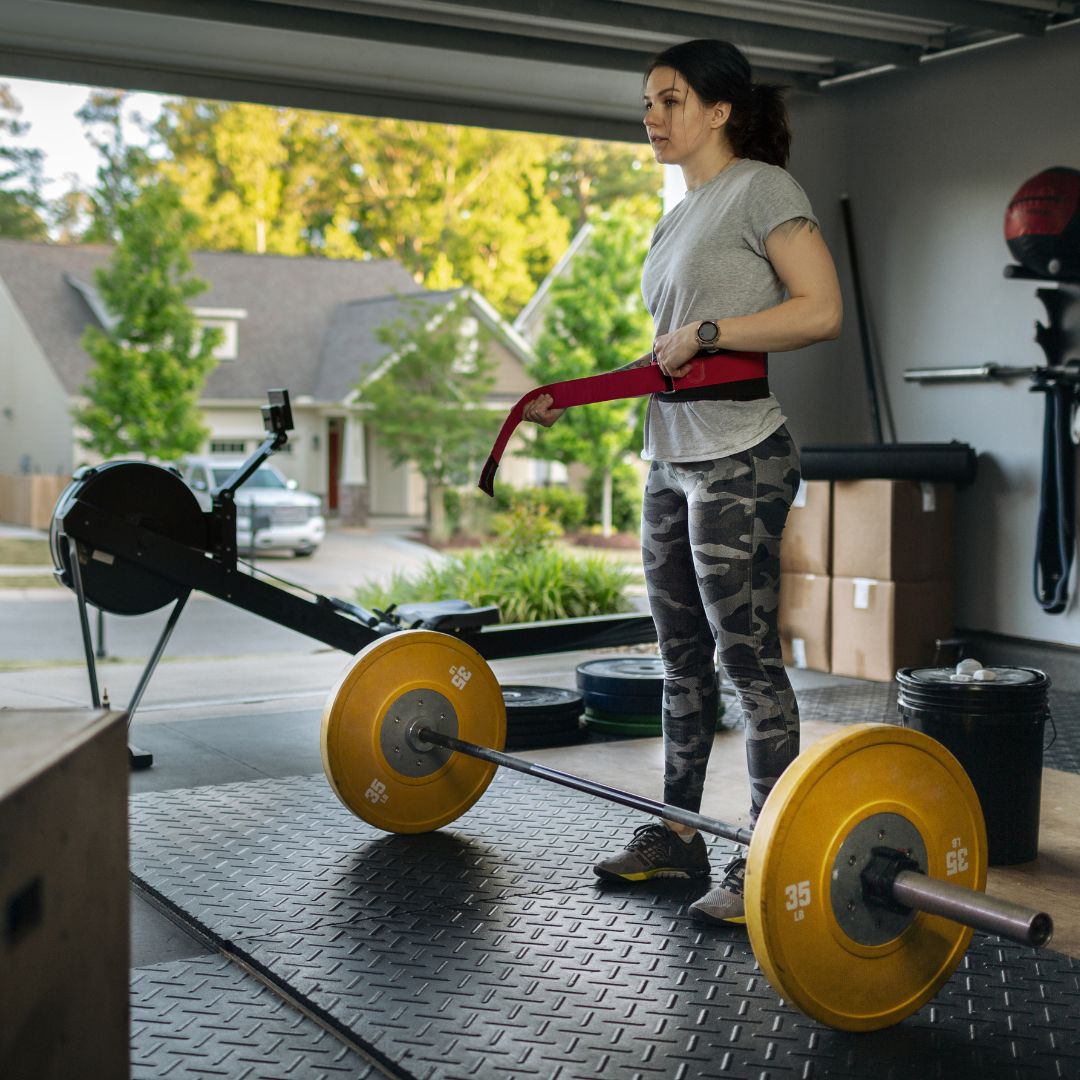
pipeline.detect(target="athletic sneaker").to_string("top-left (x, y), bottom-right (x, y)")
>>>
top-left (688, 855), bottom-right (747, 924)
top-left (593, 823), bottom-right (711, 882)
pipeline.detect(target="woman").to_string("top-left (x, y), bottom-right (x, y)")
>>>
top-left (525, 39), bottom-right (842, 924)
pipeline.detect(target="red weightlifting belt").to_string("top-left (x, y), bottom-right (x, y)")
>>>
top-left (478, 349), bottom-right (768, 496)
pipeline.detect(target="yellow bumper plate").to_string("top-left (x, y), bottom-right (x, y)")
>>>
top-left (321, 630), bottom-right (506, 833)
top-left (746, 722), bottom-right (986, 1031)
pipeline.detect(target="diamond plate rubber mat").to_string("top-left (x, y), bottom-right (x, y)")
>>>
top-left (131, 953), bottom-right (382, 1078)
top-left (130, 770), bottom-right (1080, 1080)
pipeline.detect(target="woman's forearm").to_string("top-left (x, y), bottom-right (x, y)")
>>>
top-left (710, 294), bottom-right (842, 353)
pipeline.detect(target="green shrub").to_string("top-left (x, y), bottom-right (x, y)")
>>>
top-left (438, 487), bottom-right (499, 540)
top-left (585, 462), bottom-right (643, 534)
top-left (443, 487), bottom-right (464, 536)
top-left (492, 485), bottom-right (586, 532)
top-left (354, 543), bottom-right (635, 623)
top-left (492, 503), bottom-right (562, 555)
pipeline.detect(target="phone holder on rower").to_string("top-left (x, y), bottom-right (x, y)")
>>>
top-left (206, 388), bottom-right (294, 568)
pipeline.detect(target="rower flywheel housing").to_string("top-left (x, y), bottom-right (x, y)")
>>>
top-left (50, 460), bottom-right (207, 615)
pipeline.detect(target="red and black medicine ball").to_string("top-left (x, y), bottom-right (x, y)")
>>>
top-left (1004, 166), bottom-right (1080, 279)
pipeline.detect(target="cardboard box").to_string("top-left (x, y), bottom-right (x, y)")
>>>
top-left (779, 572), bottom-right (831, 672)
top-left (832, 480), bottom-right (954, 582)
top-left (830, 576), bottom-right (954, 682)
top-left (1, 709), bottom-right (130, 1080)
top-left (781, 480), bottom-right (831, 574)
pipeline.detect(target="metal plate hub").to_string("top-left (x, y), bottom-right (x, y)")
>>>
top-left (379, 688), bottom-right (458, 777)
top-left (830, 812), bottom-right (926, 946)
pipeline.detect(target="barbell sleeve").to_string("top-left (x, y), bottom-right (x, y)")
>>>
top-left (890, 869), bottom-right (1053, 947)
top-left (413, 726), bottom-right (754, 847)
top-left (902, 364), bottom-right (1040, 382)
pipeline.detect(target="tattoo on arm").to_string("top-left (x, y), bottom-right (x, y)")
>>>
top-left (613, 353), bottom-right (655, 372)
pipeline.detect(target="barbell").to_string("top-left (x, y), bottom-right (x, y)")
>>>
top-left (320, 630), bottom-right (1054, 1033)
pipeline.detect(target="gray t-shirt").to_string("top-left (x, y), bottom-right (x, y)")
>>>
top-left (640, 158), bottom-right (817, 462)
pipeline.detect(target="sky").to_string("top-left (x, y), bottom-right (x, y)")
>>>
top-left (3, 75), bottom-right (166, 199)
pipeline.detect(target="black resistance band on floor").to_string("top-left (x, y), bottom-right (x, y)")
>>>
top-left (130, 765), bottom-right (1080, 1080)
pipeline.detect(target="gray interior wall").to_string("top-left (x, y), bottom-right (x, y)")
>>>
top-left (772, 91), bottom-right (871, 453)
top-left (779, 24), bottom-right (1080, 646)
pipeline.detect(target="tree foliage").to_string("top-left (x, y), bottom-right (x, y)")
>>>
top-left (335, 119), bottom-right (571, 316)
top-left (153, 99), bottom-right (311, 255)
top-left (74, 90), bottom-right (154, 243)
top-left (0, 84), bottom-right (48, 240)
top-left (72, 180), bottom-right (221, 460)
top-left (528, 203), bottom-right (655, 529)
top-left (68, 95), bottom-right (663, 318)
top-left (361, 295), bottom-right (498, 537)
top-left (546, 139), bottom-right (657, 233)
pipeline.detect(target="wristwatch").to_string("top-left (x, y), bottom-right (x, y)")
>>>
top-left (696, 319), bottom-right (721, 352)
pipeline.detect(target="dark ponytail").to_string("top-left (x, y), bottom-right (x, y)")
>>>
top-left (645, 39), bottom-right (791, 168)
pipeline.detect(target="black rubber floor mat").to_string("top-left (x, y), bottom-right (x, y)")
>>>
top-left (130, 770), bottom-right (1080, 1080)
top-left (131, 953), bottom-right (383, 1078)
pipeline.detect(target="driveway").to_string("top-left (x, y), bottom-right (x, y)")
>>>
top-left (255, 524), bottom-right (445, 598)
top-left (0, 522), bottom-right (446, 663)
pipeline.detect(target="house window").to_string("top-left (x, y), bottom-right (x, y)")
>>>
top-left (194, 307), bottom-right (248, 361)
top-left (210, 440), bottom-right (248, 454)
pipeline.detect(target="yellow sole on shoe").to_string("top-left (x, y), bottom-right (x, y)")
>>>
top-left (596, 867), bottom-right (706, 882)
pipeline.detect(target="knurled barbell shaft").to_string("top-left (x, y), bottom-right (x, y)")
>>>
top-left (415, 725), bottom-right (1054, 949)
top-left (414, 726), bottom-right (753, 846)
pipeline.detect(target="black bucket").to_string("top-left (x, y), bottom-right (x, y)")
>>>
top-left (896, 665), bottom-right (1050, 866)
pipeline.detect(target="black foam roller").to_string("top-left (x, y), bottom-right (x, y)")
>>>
top-left (799, 442), bottom-right (977, 485)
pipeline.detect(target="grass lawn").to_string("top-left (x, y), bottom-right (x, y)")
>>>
top-left (0, 538), bottom-right (51, 565)
top-left (0, 575), bottom-right (59, 589)
top-left (0, 538), bottom-right (58, 589)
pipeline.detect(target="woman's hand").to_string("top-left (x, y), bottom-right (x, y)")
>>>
top-left (652, 324), bottom-right (699, 379)
top-left (522, 392), bottom-right (565, 427)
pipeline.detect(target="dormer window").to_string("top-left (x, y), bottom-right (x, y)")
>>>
top-left (194, 307), bottom-right (248, 361)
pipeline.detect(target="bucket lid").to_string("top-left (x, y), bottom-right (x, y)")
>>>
top-left (896, 665), bottom-right (1050, 716)
top-left (905, 666), bottom-right (1041, 686)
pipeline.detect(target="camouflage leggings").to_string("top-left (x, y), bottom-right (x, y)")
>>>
top-left (641, 425), bottom-right (801, 824)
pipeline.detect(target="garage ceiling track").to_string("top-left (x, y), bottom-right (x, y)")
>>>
top-left (1, 0), bottom-right (1077, 140)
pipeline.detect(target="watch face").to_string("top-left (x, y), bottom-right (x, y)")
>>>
top-left (698, 321), bottom-right (719, 342)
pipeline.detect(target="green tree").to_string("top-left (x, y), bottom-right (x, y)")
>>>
top-left (361, 294), bottom-right (498, 541)
top-left (0, 83), bottom-right (48, 240)
top-left (78, 94), bottom-right (661, 318)
top-left (335, 118), bottom-right (570, 316)
top-left (150, 100), bottom-right (654, 318)
top-left (72, 180), bottom-right (221, 461)
top-left (529, 203), bottom-right (655, 534)
top-left (75, 90), bottom-right (153, 242)
top-left (544, 138), bottom-right (661, 232)
top-left (154, 99), bottom-right (316, 255)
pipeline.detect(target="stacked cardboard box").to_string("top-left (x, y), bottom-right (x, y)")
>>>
top-left (779, 480), bottom-right (832, 672)
top-left (830, 480), bottom-right (955, 682)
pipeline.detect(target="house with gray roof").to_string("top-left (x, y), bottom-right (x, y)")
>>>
top-left (0, 240), bottom-right (539, 526)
